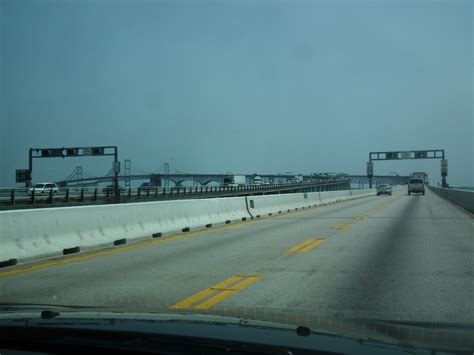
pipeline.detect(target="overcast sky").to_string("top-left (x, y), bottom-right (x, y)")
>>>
top-left (1, 0), bottom-right (472, 187)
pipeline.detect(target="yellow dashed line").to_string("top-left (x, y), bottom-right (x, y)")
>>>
top-left (169, 275), bottom-right (262, 309)
top-left (286, 237), bottom-right (327, 254)
top-left (0, 192), bottom-right (389, 278)
top-left (298, 238), bottom-right (328, 254)
top-left (353, 215), bottom-right (369, 221)
top-left (331, 223), bottom-right (352, 231)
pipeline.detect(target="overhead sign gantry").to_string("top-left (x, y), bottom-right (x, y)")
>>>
top-left (367, 149), bottom-right (447, 188)
top-left (17, 146), bottom-right (120, 198)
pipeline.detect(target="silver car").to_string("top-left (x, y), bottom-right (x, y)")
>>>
top-left (376, 184), bottom-right (392, 196)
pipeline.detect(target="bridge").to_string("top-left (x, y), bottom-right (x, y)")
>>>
top-left (2, 152), bottom-right (472, 351)
top-left (58, 167), bottom-right (410, 187)
top-left (0, 185), bottom-right (472, 353)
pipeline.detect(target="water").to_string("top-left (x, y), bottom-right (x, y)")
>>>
top-left (454, 187), bottom-right (474, 191)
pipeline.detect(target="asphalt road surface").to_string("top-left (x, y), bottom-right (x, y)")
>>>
top-left (1, 187), bottom-right (472, 324)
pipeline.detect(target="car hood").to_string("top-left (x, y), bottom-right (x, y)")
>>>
top-left (0, 304), bottom-right (472, 352)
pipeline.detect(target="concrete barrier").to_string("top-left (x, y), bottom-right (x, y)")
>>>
top-left (429, 187), bottom-right (474, 214)
top-left (0, 188), bottom-right (379, 267)
top-left (306, 192), bottom-right (324, 207)
top-left (349, 188), bottom-right (377, 198)
top-left (0, 197), bottom-right (251, 265)
top-left (320, 191), bottom-right (351, 204)
top-left (246, 193), bottom-right (321, 218)
top-left (246, 189), bottom-right (376, 218)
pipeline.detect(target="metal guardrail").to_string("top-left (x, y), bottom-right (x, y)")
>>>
top-left (0, 180), bottom-right (351, 210)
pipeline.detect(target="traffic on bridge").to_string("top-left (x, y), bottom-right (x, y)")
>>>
top-left (1, 0), bottom-right (472, 353)
top-left (1, 185), bottom-right (472, 352)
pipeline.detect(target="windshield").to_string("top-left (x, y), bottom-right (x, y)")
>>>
top-left (1, 0), bottom-right (472, 352)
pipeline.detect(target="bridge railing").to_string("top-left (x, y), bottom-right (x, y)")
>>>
top-left (0, 180), bottom-right (351, 210)
top-left (428, 186), bottom-right (473, 214)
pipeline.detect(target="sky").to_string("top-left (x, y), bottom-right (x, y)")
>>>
top-left (1, 0), bottom-right (472, 187)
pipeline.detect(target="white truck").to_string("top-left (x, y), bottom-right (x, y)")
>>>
top-left (292, 175), bottom-right (303, 183)
top-left (253, 175), bottom-right (262, 185)
top-left (223, 175), bottom-right (246, 187)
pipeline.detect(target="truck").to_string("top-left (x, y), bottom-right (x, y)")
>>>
top-left (252, 175), bottom-right (262, 185)
top-left (408, 177), bottom-right (425, 195)
top-left (412, 172), bottom-right (427, 183)
top-left (223, 174), bottom-right (246, 187)
top-left (291, 175), bottom-right (303, 183)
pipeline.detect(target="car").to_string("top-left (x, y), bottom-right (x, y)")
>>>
top-left (138, 182), bottom-right (157, 192)
top-left (28, 182), bottom-right (59, 195)
top-left (376, 184), bottom-right (392, 195)
top-left (408, 178), bottom-right (425, 195)
top-left (102, 184), bottom-right (126, 193)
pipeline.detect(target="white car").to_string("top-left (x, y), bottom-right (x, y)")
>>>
top-left (28, 182), bottom-right (59, 195)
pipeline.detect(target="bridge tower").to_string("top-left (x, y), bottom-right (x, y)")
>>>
top-left (164, 162), bottom-right (170, 187)
top-left (124, 160), bottom-right (131, 189)
top-left (77, 166), bottom-right (83, 186)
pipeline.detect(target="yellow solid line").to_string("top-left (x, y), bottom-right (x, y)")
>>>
top-left (0, 192), bottom-right (386, 278)
top-left (298, 238), bottom-right (327, 254)
top-left (0, 220), bottom-right (265, 278)
top-left (285, 238), bottom-right (317, 254)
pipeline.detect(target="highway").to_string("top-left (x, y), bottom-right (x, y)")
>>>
top-left (1, 187), bottom-right (472, 324)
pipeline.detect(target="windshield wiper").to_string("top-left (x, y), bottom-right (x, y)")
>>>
top-left (364, 318), bottom-right (474, 330)
top-left (0, 303), bottom-right (109, 313)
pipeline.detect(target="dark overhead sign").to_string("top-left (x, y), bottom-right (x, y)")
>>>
top-left (32, 146), bottom-right (116, 158)
top-left (386, 152), bottom-right (398, 160)
top-left (414, 151), bottom-right (427, 159)
top-left (370, 150), bottom-right (444, 161)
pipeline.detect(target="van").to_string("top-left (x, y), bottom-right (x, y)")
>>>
top-left (408, 178), bottom-right (425, 195)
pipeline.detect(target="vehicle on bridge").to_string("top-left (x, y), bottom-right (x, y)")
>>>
top-left (28, 182), bottom-right (59, 195)
top-left (376, 184), bottom-right (392, 196)
top-left (412, 172), bottom-right (427, 183)
top-left (252, 175), bottom-right (262, 185)
top-left (138, 182), bottom-right (158, 192)
top-left (408, 178), bottom-right (425, 195)
top-left (223, 175), bottom-right (246, 187)
top-left (292, 175), bottom-right (303, 183)
top-left (102, 185), bottom-right (126, 193)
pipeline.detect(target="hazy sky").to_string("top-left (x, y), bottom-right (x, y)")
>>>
top-left (1, 0), bottom-right (472, 187)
